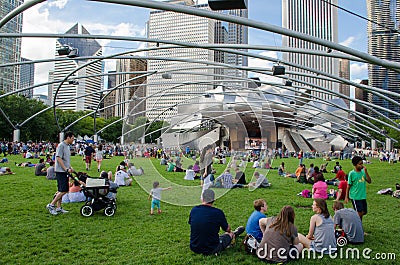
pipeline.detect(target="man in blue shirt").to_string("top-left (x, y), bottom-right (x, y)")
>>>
top-left (245, 199), bottom-right (267, 242)
top-left (189, 189), bottom-right (244, 255)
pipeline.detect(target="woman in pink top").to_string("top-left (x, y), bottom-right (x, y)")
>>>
top-left (312, 174), bottom-right (328, 200)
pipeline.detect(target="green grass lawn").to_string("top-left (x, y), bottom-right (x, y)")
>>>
top-left (1, 154), bottom-right (399, 264)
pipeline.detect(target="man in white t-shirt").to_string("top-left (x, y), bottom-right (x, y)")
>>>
top-left (115, 165), bottom-right (132, 186)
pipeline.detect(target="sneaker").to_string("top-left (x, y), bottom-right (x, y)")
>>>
top-left (46, 204), bottom-right (58, 215)
top-left (56, 207), bottom-right (69, 214)
top-left (233, 226), bottom-right (245, 238)
top-left (157, 209), bottom-right (162, 214)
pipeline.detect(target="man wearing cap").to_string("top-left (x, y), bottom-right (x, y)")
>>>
top-left (188, 189), bottom-right (244, 255)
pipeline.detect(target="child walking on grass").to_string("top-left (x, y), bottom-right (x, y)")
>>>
top-left (148, 181), bottom-right (171, 215)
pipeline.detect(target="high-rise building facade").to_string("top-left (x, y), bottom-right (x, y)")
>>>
top-left (0, 0), bottom-right (23, 93)
top-left (282, 0), bottom-right (339, 100)
top-left (115, 58), bottom-right (147, 119)
top-left (146, 0), bottom-right (215, 121)
top-left (146, 0), bottom-right (248, 121)
top-left (367, 1), bottom-right (400, 119)
top-left (101, 71), bottom-right (116, 119)
top-left (52, 23), bottom-right (102, 111)
top-left (227, 9), bottom-right (248, 80)
top-left (19, 58), bottom-right (35, 98)
top-left (214, 22), bottom-right (228, 80)
top-left (338, 58), bottom-right (350, 107)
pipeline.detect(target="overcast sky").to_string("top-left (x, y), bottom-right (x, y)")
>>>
top-left (20, 0), bottom-right (369, 95)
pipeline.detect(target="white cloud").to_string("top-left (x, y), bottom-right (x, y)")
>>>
top-left (47, 0), bottom-right (69, 9)
top-left (350, 62), bottom-right (368, 80)
top-left (248, 51), bottom-right (283, 84)
top-left (21, 3), bottom-right (146, 95)
top-left (339, 36), bottom-right (355, 47)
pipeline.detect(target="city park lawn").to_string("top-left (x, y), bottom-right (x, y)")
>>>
top-left (1, 154), bottom-right (399, 264)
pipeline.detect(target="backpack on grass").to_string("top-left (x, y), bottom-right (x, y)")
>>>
top-left (242, 234), bottom-right (259, 255)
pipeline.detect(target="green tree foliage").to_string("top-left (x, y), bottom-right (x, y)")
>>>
top-left (360, 117), bottom-right (400, 148)
top-left (100, 117), bottom-right (122, 143)
top-left (145, 120), bottom-right (167, 143)
top-left (0, 93), bottom-right (58, 141)
top-left (0, 93), bottom-right (124, 143)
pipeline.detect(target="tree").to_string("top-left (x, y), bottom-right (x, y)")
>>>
top-left (145, 120), bottom-right (167, 143)
top-left (0, 93), bottom-right (58, 141)
top-left (100, 117), bottom-right (123, 143)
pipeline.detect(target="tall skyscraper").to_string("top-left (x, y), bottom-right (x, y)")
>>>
top-left (214, 22), bottom-right (228, 80)
top-left (0, 0), bottom-right (23, 93)
top-left (282, 0), bottom-right (339, 100)
top-left (52, 23), bottom-right (102, 111)
top-left (146, 0), bottom-right (215, 121)
top-left (101, 71), bottom-right (116, 119)
top-left (146, 0), bottom-right (248, 121)
top-left (227, 9), bottom-right (248, 80)
top-left (338, 58), bottom-right (350, 107)
top-left (115, 58), bottom-right (147, 119)
top-left (367, 1), bottom-right (400, 119)
top-left (19, 58), bottom-right (35, 98)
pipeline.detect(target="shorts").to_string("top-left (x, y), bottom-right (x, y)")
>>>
top-left (211, 234), bottom-right (232, 254)
top-left (56, 172), bottom-right (69, 192)
top-left (351, 199), bottom-right (367, 214)
top-left (151, 199), bottom-right (160, 209)
top-left (85, 156), bottom-right (92, 163)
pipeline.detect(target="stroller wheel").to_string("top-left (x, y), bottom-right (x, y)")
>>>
top-left (104, 206), bottom-right (115, 217)
top-left (81, 205), bottom-right (94, 217)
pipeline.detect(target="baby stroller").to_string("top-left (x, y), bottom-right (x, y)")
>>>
top-left (72, 172), bottom-right (117, 217)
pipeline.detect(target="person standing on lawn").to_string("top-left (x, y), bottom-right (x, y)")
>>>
top-left (345, 156), bottom-right (371, 221)
top-left (84, 143), bottom-right (95, 171)
top-left (46, 131), bottom-right (75, 215)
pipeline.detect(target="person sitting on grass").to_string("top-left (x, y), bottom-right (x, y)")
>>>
top-left (62, 177), bottom-right (86, 203)
top-left (278, 162), bottom-right (287, 177)
top-left (148, 181), bottom-right (171, 215)
top-left (248, 171), bottom-right (271, 188)
top-left (189, 189), bottom-right (245, 255)
top-left (46, 161), bottom-right (56, 180)
top-left (160, 154), bottom-right (168, 165)
top-left (166, 159), bottom-right (175, 172)
top-left (258, 206), bottom-right (304, 263)
top-left (174, 159), bottom-right (185, 172)
top-left (296, 164), bottom-right (307, 183)
top-left (335, 173), bottom-right (348, 201)
top-left (234, 167), bottom-right (246, 185)
top-left (332, 201), bottom-right (364, 244)
top-left (307, 163), bottom-right (315, 184)
top-left (331, 161), bottom-right (342, 173)
top-left (35, 158), bottom-right (47, 176)
top-left (326, 167), bottom-right (346, 185)
top-left (245, 199), bottom-right (267, 242)
top-left (99, 171), bottom-right (118, 200)
top-left (310, 166), bottom-right (324, 184)
top-left (192, 160), bottom-right (200, 174)
top-left (312, 173), bottom-right (328, 200)
top-left (184, 165), bottom-right (196, 180)
top-left (215, 169), bottom-right (246, 189)
top-left (298, 199), bottom-right (337, 254)
top-left (114, 165), bottom-right (132, 186)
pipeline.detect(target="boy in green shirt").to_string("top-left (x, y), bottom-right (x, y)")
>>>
top-left (345, 156), bottom-right (371, 221)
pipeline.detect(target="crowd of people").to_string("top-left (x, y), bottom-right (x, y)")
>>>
top-left (1, 136), bottom-right (378, 262)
